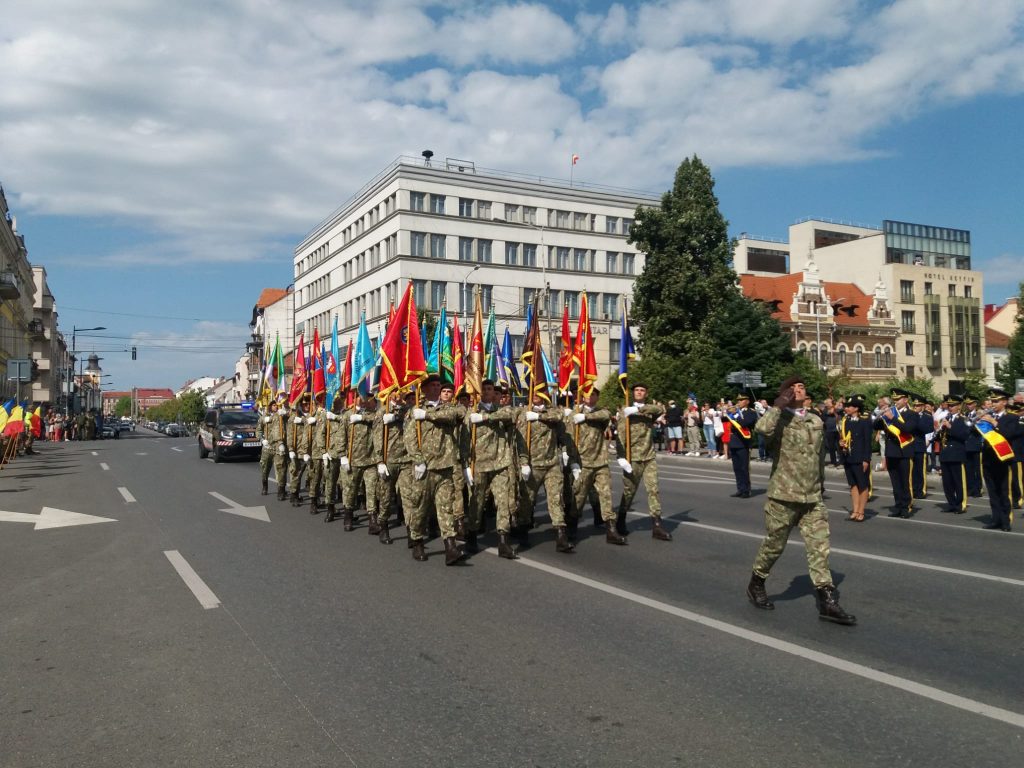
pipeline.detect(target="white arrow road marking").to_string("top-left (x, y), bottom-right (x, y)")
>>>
top-left (164, 551), bottom-right (220, 609)
top-left (91, 451), bottom-right (98, 456)
top-left (118, 487), bottom-right (136, 503)
top-left (208, 492), bottom-right (270, 522)
top-left (100, 462), bottom-right (110, 470)
top-left (0, 507), bottom-right (117, 530)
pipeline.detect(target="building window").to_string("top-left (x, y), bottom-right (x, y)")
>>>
top-left (964, 285), bottom-right (972, 298)
top-left (874, 348), bottom-right (882, 368)
top-left (477, 239), bottom-right (492, 263)
top-left (623, 218), bottom-right (634, 236)
top-left (609, 338), bottom-right (621, 363)
top-left (564, 291), bottom-right (579, 319)
top-left (458, 198), bottom-right (474, 218)
top-left (623, 253), bottom-right (635, 274)
top-left (948, 283), bottom-right (957, 297)
top-left (820, 347), bottom-right (829, 368)
top-left (430, 281), bottom-right (446, 310)
top-left (548, 290), bottom-right (561, 319)
top-left (572, 249), bottom-right (592, 271)
top-left (905, 340), bottom-right (914, 356)
top-left (602, 293), bottom-right (619, 321)
top-left (523, 206), bottom-right (537, 225)
top-left (573, 212), bottom-right (589, 231)
top-left (412, 279), bottom-right (427, 308)
top-left (459, 237), bottom-right (473, 261)
top-left (505, 204), bottom-right (520, 223)
top-left (411, 232), bottom-right (426, 258)
top-left (606, 217), bottom-right (619, 234)
top-left (855, 349), bottom-right (863, 368)
top-left (523, 244), bottom-right (537, 268)
top-left (901, 310), bottom-right (916, 333)
top-left (552, 210), bottom-right (569, 228)
top-left (430, 234), bottom-right (446, 259)
top-left (555, 247), bottom-right (569, 270)
top-left (900, 280), bottom-right (915, 303)
top-left (883, 349), bottom-right (892, 368)
top-left (477, 201), bottom-right (491, 220)
top-left (523, 287), bottom-right (540, 312)
top-left (505, 242), bottom-right (519, 266)
top-left (410, 192), bottom-right (425, 212)
top-left (838, 348), bottom-right (847, 367)
top-left (924, 281), bottom-right (933, 296)
top-left (429, 194), bottom-right (445, 214)
top-left (606, 252), bottom-right (618, 273)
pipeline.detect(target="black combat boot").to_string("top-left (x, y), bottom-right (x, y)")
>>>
top-left (554, 526), bottom-right (575, 553)
top-left (378, 519), bottom-right (392, 544)
top-left (411, 540), bottom-right (428, 561)
top-left (342, 507), bottom-right (354, 531)
top-left (261, 478), bottom-right (269, 496)
top-left (368, 514), bottom-right (381, 536)
top-left (815, 585), bottom-right (856, 625)
top-left (565, 514), bottom-right (579, 542)
top-left (289, 491), bottom-right (300, 507)
top-left (309, 496), bottom-right (320, 515)
top-left (651, 519), bottom-right (672, 541)
top-left (443, 537), bottom-right (466, 566)
top-left (615, 506), bottom-right (630, 537)
top-left (512, 524), bottom-right (530, 550)
top-left (406, 526), bottom-right (415, 548)
top-left (277, 486), bottom-right (286, 501)
top-left (464, 530), bottom-right (479, 554)
top-left (605, 527), bottom-right (627, 546)
top-left (497, 533), bottom-right (517, 559)
top-left (324, 504), bottom-right (337, 523)
top-left (746, 573), bottom-right (774, 610)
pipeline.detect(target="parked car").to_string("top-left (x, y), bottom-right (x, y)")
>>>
top-left (197, 405), bottom-right (261, 462)
top-left (165, 423), bottom-right (188, 437)
top-left (100, 423), bottom-right (119, 439)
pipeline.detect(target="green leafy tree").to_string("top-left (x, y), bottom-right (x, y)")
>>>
top-left (114, 396), bottom-right (133, 418)
top-left (997, 282), bottom-right (1024, 393)
top-left (179, 391), bottom-right (207, 425)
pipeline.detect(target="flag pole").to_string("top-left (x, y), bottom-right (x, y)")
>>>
top-left (623, 298), bottom-right (632, 465)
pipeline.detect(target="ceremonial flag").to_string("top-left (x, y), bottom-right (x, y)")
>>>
top-left (325, 317), bottom-right (340, 410)
top-left (427, 305), bottom-right (449, 376)
top-left (353, 311), bottom-right (375, 397)
top-left (421, 323), bottom-right (428, 363)
top-left (465, 290), bottom-right (485, 398)
top-left (340, 338), bottom-right (354, 407)
top-left (618, 301), bottom-right (636, 398)
top-left (377, 282), bottom-right (427, 401)
top-left (289, 333), bottom-right (307, 404)
top-left (558, 303), bottom-right (573, 394)
top-left (491, 331), bottom-right (509, 390)
top-left (573, 292), bottom-right (598, 399)
top-left (484, 305), bottom-right (498, 381)
top-left (975, 420), bottom-right (1015, 462)
top-left (31, 406), bottom-right (42, 438)
top-left (523, 296), bottom-right (550, 403)
top-left (502, 326), bottom-right (522, 395)
top-left (311, 328), bottom-right (325, 398)
top-left (881, 406), bottom-right (914, 449)
top-left (451, 313), bottom-right (465, 396)
top-left (4, 402), bottom-right (25, 437)
top-left (370, 328), bottom-right (384, 394)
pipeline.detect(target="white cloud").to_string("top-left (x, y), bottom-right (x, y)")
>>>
top-left (437, 4), bottom-right (578, 66)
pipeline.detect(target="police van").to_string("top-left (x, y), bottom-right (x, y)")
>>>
top-left (197, 404), bottom-right (261, 462)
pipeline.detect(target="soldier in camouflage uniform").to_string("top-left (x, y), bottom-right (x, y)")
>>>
top-left (257, 399), bottom-right (285, 496)
top-left (320, 395), bottom-right (346, 523)
top-left (450, 384), bottom-right (470, 534)
top-left (406, 375), bottom-right (467, 565)
top-left (306, 392), bottom-right (328, 515)
top-left (516, 393), bottom-right (575, 553)
top-left (339, 392), bottom-right (381, 532)
top-left (286, 395), bottom-right (311, 506)
top-left (273, 398), bottom-right (291, 499)
top-left (371, 391), bottom-right (411, 544)
top-left (615, 384), bottom-right (673, 541)
top-left (570, 388), bottom-right (627, 546)
top-left (747, 374), bottom-right (856, 625)
top-left (466, 380), bottom-right (518, 559)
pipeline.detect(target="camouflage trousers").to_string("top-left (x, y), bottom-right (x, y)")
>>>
top-left (378, 462), bottom-right (411, 524)
top-left (752, 498), bottom-right (833, 588)
top-left (468, 466), bottom-right (517, 534)
top-left (259, 447), bottom-right (288, 489)
top-left (307, 455), bottom-right (325, 501)
top-left (322, 458), bottom-right (340, 505)
top-left (519, 464), bottom-right (565, 527)
top-left (573, 465), bottom-right (614, 522)
top-left (407, 467), bottom-right (456, 541)
top-left (287, 456), bottom-right (307, 494)
top-left (341, 464), bottom-right (380, 519)
top-left (452, 465), bottom-right (466, 519)
top-left (618, 458), bottom-right (661, 517)
top-left (396, 464), bottom-right (425, 533)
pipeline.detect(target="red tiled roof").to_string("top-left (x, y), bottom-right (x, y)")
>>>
top-left (986, 327), bottom-right (1011, 348)
top-left (257, 288), bottom-right (289, 308)
top-left (739, 273), bottom-right (872, 326)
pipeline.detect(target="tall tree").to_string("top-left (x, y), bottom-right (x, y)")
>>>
top-left (997, 282), bottom-right (1024, 393)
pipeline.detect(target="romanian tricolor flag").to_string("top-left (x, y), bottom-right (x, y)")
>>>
top-left (882, 406), bottom-right (914, 449)
top-left (4, 402), bottom-right (25, 437)
top-left (975, 420), bottom-right (1015, 462)
top-left (725, 411), bottom-right (752, 440)
top-left (376, 282), bottom-right (427, 401)
top-left (31, 406), bottom-right (43, 438)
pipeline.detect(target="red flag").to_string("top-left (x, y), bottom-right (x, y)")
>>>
top-left (340, 339), bottom-right (354, 407)
top-left (451, 313), bottom-right (465, 396)
top-left (289, 333), bottom-right (307, 404)
top-left (31, 406), bottom-right (43, 438)
top-left (311, 328), bottom-right (325, 397)
top-left (573, 292), bottom-right (598, 399)
top-left (465, 292), bottom-right (485, 398)
top-left (558, 303), bottom-right (573, 393)
top-left (377, 283), bottom-right (427, 400)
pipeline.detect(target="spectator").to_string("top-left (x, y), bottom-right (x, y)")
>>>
top-left (664, 400), bottom-right (683, 455)
top-left (684, 402), bottom-right (702, 456)
top-left (702, 402), bottom-right (718, 458)
top-left (822, 398), bottom-right (839, 467)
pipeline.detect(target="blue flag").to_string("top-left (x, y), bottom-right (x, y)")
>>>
top-left (353, 312), bottom-right (375, 397)
top-left (325, 316), bottom-right (340, 410)
top-left (618, 307), bottom-right (635, 397)
top-left (427, 306), bottom-right (448, 376)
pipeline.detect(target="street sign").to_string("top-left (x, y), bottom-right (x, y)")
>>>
top-left (6, 359), bottom-right (31, 382)
top-left (726, 370), bottom-right (764, 388)
top-left (1016, 378), bottom-right (1024, 394)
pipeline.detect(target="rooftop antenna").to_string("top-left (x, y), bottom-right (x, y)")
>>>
top-left (421, 149), bottom-right (434, 167)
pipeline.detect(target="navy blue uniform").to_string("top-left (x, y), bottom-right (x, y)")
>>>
top-left (910, 410), bottom-right (931, 499)
top-left (874, 407), bottom-right (915, 517)
top-left (982, 412), bottom-right (1023, 530)
top-left (840, 415), bottom-right (873, 491)
top-left (1009, 414), bottom-right (1024, 510)
top-left (727, 407), bottom-right (758, 495)
top-left (964, 408), bottom-right (984, 496)
top-left (939, 415), bottom-right (970, 512)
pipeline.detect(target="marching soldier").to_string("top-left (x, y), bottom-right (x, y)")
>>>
top-left (873, 387), bottom-right (916, 518)
top-left (339, 392), bottom-right (381, 532)
top-left (257, 398), bottom-right (287, 496)
top-left (963, 397), bottom-right (984, 497)
top-left (406, 375), bottom-right (467, 565)
top-left (909, 394), bottom-right (932, 499)
top-left (306, 392), bottom-right (328, 515)
top-left (450, 384), bottom-right (470, 532)
top-left (979, 388), bottom-right (1022, 531)
top-left (937, 394), bottom-right (970, 513)
top-left (320, 395), bottom-right (346, 523)
top-left (1008, 397), bottom-right (1024, 510)
top-left (516, 390), bottom-right (574, 553)
top-left (839, 394), bottom-right (873, 522)
top-left (571, 387), bottom-right (626, 545)
top-left (726, 391), bottom-right (758, 498)
top-left (466, 380), bottom-right (518, 558)
top-left (286, 395), bottom-right (311, 506)
top-left (614, 383), bottom-right (672, 541)
top-left (371, 391), bottom-right (412, 544)
top-left (746, 374), bottom-right (856, 625)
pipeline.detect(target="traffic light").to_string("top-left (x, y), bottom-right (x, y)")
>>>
top-left (132, 346), bottom-right (137, 360)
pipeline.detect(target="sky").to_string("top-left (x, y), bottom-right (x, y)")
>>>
top-left (2, 0), bottom-right (1022, 392)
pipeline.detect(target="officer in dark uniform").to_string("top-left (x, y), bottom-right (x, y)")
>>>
top-left (874, 387), bottom-right (915, 518)
top-left (980, 388), bottom-right (1023, 531)
top-left (937, 394), bottom-right (970, 513)
top-left (909, 394), bottom-right (932, 500)
top-left (727, 391), bottom-right (758, 498)
top-left (839, 394), bottom-right (873, 521)
top-left (1008, 398), bottom-right (1024, 510)
top-left (963, 397), bottom-right (984, 497)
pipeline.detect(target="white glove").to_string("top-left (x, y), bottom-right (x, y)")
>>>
top-left (292, 416), bottom-right (302, 424)
top-left (277, 444), bottom-right (285, 454)
top-left (306, 416), bottom-right (317, 425)
top-left (464, 467), bottom-right (474, 486)
top-left (339, 457), bottom-right (350, 471)
top-left (623, 406), bottom-right (639, 417)
top-left (561, 450), bottom-right (570, 467)
top-left (412, 408), bottom-right (427, 421)
top-left (563, 408), bottom-right (573, 417)
top-left (617, 458), bottom-right (633, 474)
top-left (469, 412), bottom-right (484, 424)
top-left (533, 404), bottom-right (545, 412)
top-left (520, 465), bottom-right (532, 480)
top-left (349, 413), bottom-right (362, 423)
top-left (526, 411), bottom-right (539, 422)
top-left (414, 463), bottom-right (426, 480)
top-left (263, 416), bottom-right (272, 424)
top-left (573, 412), bottom-right (586, 424)
top-left (261, 439), bottom-right (269, 447)
top-left (322, 453), bottom-right (331, 462)
top-left (289, 451), bottom-right (296, 460)
top-left (325, 411), bottom-right (337, 421)
top-left (571, 463), bottom-right (581, 481)
top-left (303, 454), bottom-right (311, 463)
top-left (382, 413), bottom-right (396, 424)
top-left (377, 463), bottom-right (390, 478)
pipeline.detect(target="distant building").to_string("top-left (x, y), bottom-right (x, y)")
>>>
top-left (0, 186), bottom-right (37, 400)
top-left (30, 265), bottom-right (68, 407)
top-left (735, 218), bottom-right (984, 393)
top-left (102, 387), bottom-right (174, 416)
top-left (984, 296), bottom-right (1019, 387)
top-left (246, 287), bottom-right (293, 399)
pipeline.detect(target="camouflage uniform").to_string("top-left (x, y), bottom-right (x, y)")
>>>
top-left (570, 406), bottom-right (615, 524)
top-left (516, 406), bottom-right (567, 527)
top-left (257, 408), bottom-right (289, 493)
top-left (306, 405), bottom-right (328, 505)
top-left (452, 410), bottom-right (471, 520)
top-left (751, 406), bottom-right (832, 587)
top-left (372, 403), bottom-right (412, 528)
top-left (405, 400), bottom-right (466, 541)
top-left (286, 410), bottom-right (310, 497)
top-left (466, 402), bottom-right (518, 534)
top-left (340, 404), bottom-right (381, 520)
top-left (615, 402), bottom-right (665, 518)
top-left (320, 407), bottom-right (346, 508)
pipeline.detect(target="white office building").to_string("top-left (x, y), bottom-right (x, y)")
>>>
top-left (293, 155), bottom-right (658, 384)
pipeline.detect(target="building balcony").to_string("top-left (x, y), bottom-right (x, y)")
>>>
top-left (0, 272), bottom-right (20, 300)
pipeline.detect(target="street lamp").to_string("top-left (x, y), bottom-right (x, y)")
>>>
top-left (68, 326), bottom-right (106, 418)
top-left (462, 264), bottom-right (481, 316)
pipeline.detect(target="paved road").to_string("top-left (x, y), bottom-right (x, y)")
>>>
top-left (2, 433), bottom-right (1022, 767)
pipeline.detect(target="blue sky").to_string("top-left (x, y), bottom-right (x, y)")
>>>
top-left (2, 0), bottom-right (1022, 391)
